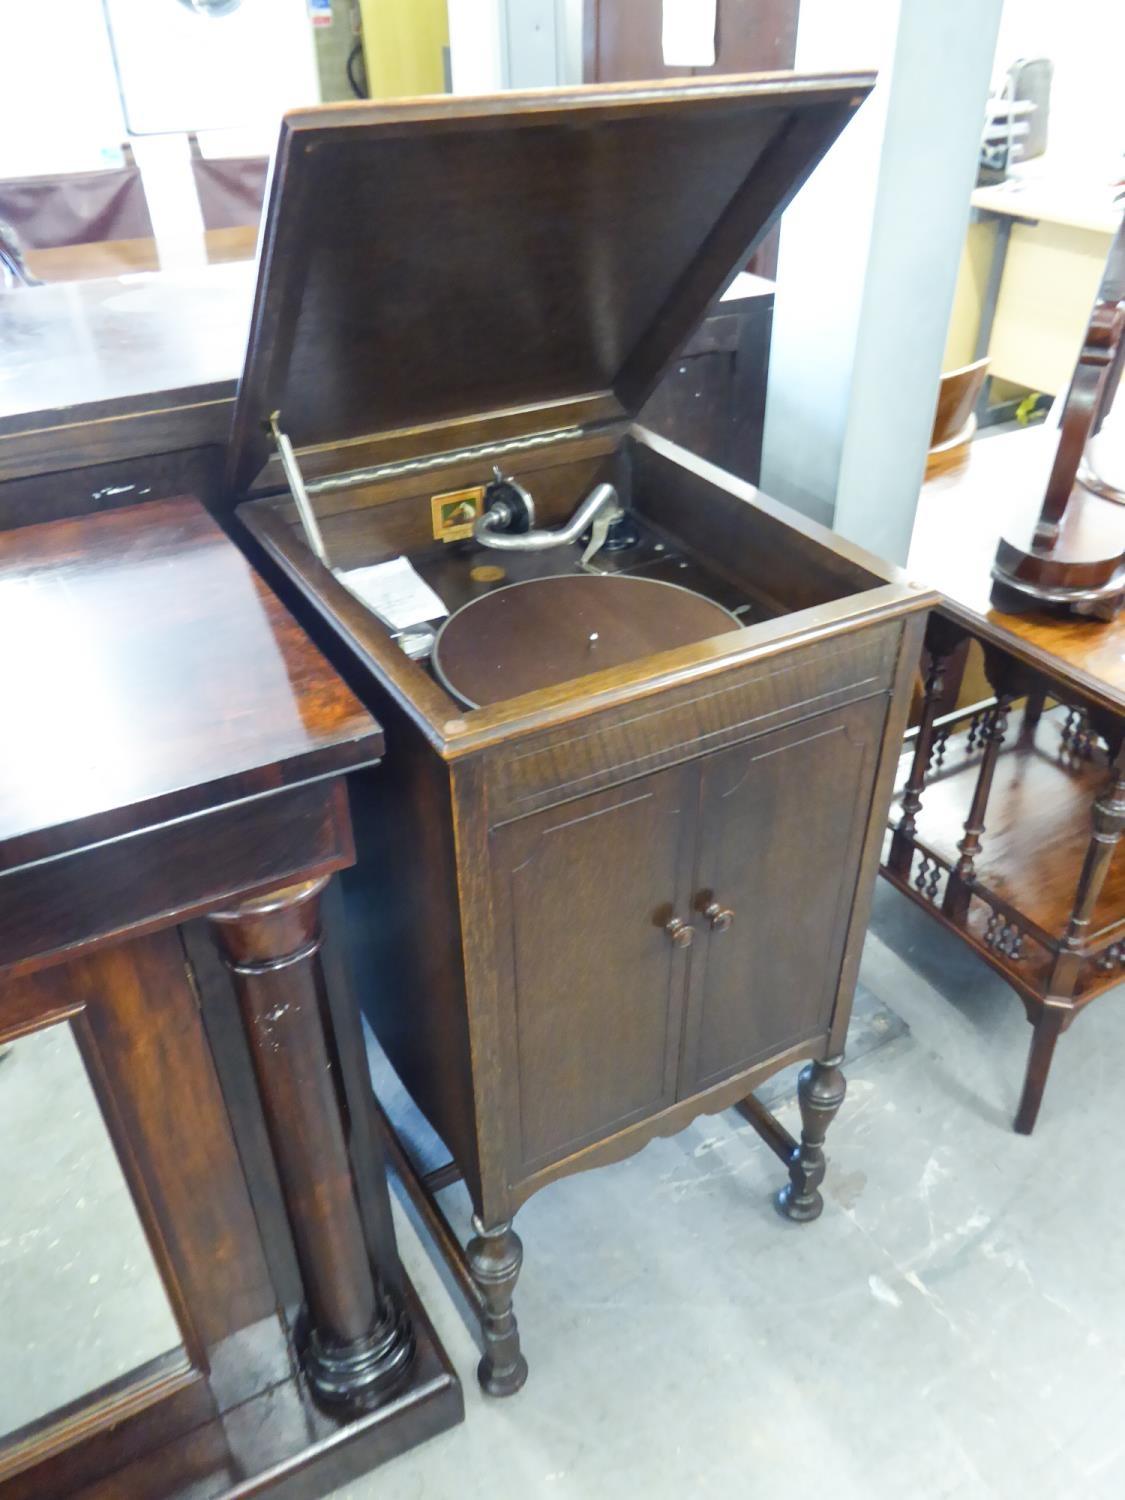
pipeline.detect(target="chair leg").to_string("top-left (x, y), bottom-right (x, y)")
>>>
top-left (1014, 1007), bottom-right (1065, 1136)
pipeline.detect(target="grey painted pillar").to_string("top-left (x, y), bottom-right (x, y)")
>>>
top-left (760, 0), bottom-right (1003, 563)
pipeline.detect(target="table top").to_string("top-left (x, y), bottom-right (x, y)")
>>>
top-left (0, 495), bottom-right (381, 868)
top-left (23, 226), bottom-right (258, 287)
top-left (0, 260), bottom-right (255, 435)
top-left (971, 177), bottom-right (1121, 237)
top-left (911, 425), bottom-right (1125, 716)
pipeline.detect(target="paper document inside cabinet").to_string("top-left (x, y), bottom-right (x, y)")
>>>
top-left (335, 556), bottom-right (448, 630)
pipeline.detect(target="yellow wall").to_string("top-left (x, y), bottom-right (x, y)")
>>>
top-left (359, 0), bottom-right (449, 98)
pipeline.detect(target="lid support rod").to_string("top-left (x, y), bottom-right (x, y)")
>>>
top-left (269, 412), bottom-right (331, 568)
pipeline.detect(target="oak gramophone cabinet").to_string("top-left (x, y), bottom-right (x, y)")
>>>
top-left (224, 75), bottom-right (934, 1396)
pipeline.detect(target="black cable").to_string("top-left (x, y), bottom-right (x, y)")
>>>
top-left (346, 38), bottom-right (367, 99)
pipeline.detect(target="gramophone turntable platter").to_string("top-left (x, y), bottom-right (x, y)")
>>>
top-left (432, 573), bottom-right (741, 709)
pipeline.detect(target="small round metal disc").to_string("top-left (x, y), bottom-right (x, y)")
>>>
top-left (432, 574), bottom-right (740, 709)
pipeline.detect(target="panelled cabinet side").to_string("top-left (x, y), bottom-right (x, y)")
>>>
top-left (827, 609), bottom-right (927, 1057)
top-left (340, 723), bottom-right (487, 1216)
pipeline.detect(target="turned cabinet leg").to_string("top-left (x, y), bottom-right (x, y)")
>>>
top-left (209, 876), bottom-right (414, 1410)
top-left (466, 1216), bottom-right (529, 1397)
top-left (777, 1055), bottom-right (847, 1223)
top-left (1013, 747), bottom-right (1125, 1136)
top-left (1021, 688), bottom-right (1047, 735)
top-left (1014, 1006), bottom-right (1066, 1136)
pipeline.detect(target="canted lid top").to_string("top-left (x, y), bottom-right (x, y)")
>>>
top-left (226, 72), bottom-right (872, 497)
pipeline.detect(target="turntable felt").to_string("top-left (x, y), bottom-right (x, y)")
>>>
top-left (432, 574), bottom-right (740, 709)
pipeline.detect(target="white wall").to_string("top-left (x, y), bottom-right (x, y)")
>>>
top-left (447, 0), bottom-right (507, 92)
top-left (991, 0), bottom-right (1125, 175)
top-left (0, 0), bottom-right (125, 175)
top-left (0, 0), bottom-right (318, 179)
top-left (560, 0), bottom-right (585, 83)
top-left (833, 0), bottom-right (1004, 563)
top-left (761, 0), bottom-right (1004, 562)
top-left (102, 0), bottom-right (318, 138)
top-left (447, 0), bottom-right (583, 93)
top-left (759, 0), bottom-right (900, 528)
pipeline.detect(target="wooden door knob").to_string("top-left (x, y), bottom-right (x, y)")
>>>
top-left (664, 917), bottom-right (696, 948)
top-left (703, 900), bottom-right (734, 932)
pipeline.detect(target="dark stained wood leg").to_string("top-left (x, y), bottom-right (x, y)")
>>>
top-left (1014, 1005), bottom-right (1066, 1136)
top-left (1021, 687), bottom-right (1048, 736)
top-left (777, 1054), bottom-right (847, 1223)
top-left (465, 1217), bottom-right (529, 1397)
top-left (208, 876), bottom-right (415, 1411)
top-left (1011, 747), bottom-right (1125, 1135)
top-left (1058, 747), bottom-right (1125, 959)
top-left (943, 695), bottom-right (1013, 923)
top-left (888, 647), bottom-right (951, 877)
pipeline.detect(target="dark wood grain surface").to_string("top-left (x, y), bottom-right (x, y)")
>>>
top-left (680, 699), bottom-right (883, 1092)
top-left (0, 264), bottom-right (253, 434)
top-left (0, 495), bottom-right (381, 863)
top-left (902, 710), bottom-right (1125, 960)
top-left (911, 425), bottom-right (1125, 713)
top-left (0, 493), bottom-right (461, 1490)
top-left (245, 417), bottom-right (932, 1389)
top-left (991, 216), bottom-right (1125, 603)
top-left (581, 0), bottom-right (800, 280)
top-left (890, 425), bottom-right (1125, 1136)
top-left (929, 356), bottom-right (988, 451)
top-left (227, 74), bottom-right (871, 495)
top-left (224, 78), bottom-right (929, 1394)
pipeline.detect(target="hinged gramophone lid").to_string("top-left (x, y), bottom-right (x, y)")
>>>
top-left (225, 72), bottom-right (873, 500)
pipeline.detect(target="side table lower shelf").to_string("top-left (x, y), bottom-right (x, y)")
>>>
top-left (881, 698), bottom-right (1125, 1133)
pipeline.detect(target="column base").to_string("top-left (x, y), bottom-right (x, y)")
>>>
top-left (306, 1301), bottom-right (416, 1411)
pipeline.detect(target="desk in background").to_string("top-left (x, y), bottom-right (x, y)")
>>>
top-left (0, 261), bottom-right (254, 526)
top-left (945, 171), bottom-right (1121, 405)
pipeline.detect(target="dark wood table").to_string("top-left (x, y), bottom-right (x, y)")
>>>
top-left (881, 424), bottom-right (1125, 1133)
top-left (0, 497), bottom-right (461, 1498)
top-left (0, 262), bottom-right (770, 530)
top-left (0, 263), bottom-right (255, 525)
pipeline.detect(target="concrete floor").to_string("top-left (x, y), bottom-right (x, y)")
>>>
top-left (331, 881), bottom-right (1125, 1500)
top-left (5, 881), bottom-right (1125, 1495)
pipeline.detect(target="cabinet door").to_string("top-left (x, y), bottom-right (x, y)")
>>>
top-left (678, 698), bottom-right (885, 1096)
top-left (491, 765), bottom-right (698, 1177)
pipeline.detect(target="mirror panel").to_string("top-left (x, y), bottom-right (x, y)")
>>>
top-left (0, 1023), bottom-right (182, 1442)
